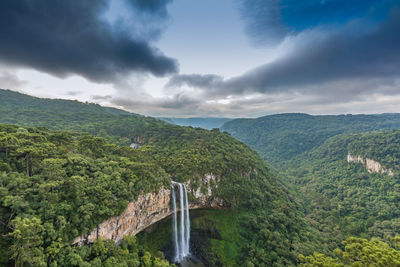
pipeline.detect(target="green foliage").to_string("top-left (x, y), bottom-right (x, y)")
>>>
top-left (299, 237), bottom-right (400, 266)
top-left (347, 130), bottom-right (400, 170)
top-left (281, 130), bottom-right (400, 257)
top-left (9, 217), bottom-right (46, 267)
top-left (53, 236), bottom-right (172, 266)
top-left (221, 113), bottom-right (400, 165)
top-left (0, 89), bottom-right (327, 265)
top-left (0, 125), bottom-right (170, 265)
top-left (223, 112), bottom-right (400, 263)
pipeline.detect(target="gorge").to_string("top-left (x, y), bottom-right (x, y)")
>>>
top-left (8, 90), bottom-right (400, 266)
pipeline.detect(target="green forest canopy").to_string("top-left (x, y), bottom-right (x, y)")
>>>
top-left (0, 90), bottom-right (322, 266)
top-left (2, 89), bottom-right (400, 266)
top-left (221, 113), bottom-right (400, 165)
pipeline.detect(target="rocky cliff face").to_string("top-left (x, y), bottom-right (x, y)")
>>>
top-left (73, 174), bottom-right (224, 245)
top-left (347, 153), bottom-right (394, 175)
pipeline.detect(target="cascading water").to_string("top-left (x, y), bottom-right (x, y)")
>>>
top-left (171, 183), bottom-right (180, 261)
top-left (171, 181), bottom-right (191, 262)
top-left (184, 184), bottom-right (190, 256)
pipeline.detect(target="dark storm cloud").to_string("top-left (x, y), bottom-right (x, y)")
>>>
top-left (128, 0), bottom-right (172, 16)
top-left (236, 0), bottom-right (394, 44)
top-left (168, 8), bottom-right (400, 98)
top-left (236, 0), bottom-right (285, 44)
top-left (0, 0), bottom-right (177, 83)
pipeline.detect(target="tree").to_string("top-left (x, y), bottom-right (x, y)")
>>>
top-left (14, 141), bottom-right (55, 176)
top-left (0, 133), bottom-right (19, 159)
top-left (299, 237), bottom-right (400, 266)
top-left (9, 217), bottom-right (46, 267)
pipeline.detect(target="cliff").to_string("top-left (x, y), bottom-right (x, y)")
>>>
top-left (73, 174), bottom-right (224, 245)
top-left (347, 154), bottom-right (394, 175)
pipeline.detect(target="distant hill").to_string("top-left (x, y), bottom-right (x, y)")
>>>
top-left (0, 89), bottom-right (134, 116)
top-left (160, 117), bottom-right (232, 129)
top-left (221, 113), bottom-right (400, 165)
top-left (0, 89), bottom-right (161, 146)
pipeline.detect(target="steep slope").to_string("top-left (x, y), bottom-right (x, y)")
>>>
top-left (0, 125), bottom-right (172, 266)
top-left (0, 89), bottom-right (154, 146)
top-left (0, 90), bottom-right (323, 266)
top-left (284, 130), bottom-right (400, 250)
top-left (221, 113), bottom-right (400, 166)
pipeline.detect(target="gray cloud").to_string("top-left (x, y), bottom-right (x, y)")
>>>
top-left (111, 93), bottom-right (199, 114)
top-left (235, 0), bottom-right (286, 45)
top-left (127, 0), bottom-right (172, 17)
top-left (108, 79), bottom-right (400, 117)
top-left (92, 95), bottom-right (113, 101)
top-left (0, 71), bottom-right (27, 89)
top-left (0, 0), bottom-right (177, 84)
top-left (166, 74), bottom-right (223, 89)
top-left (167, 9), bottom-right (400, 99)
top-left (65, 91), bottom-right (82, 97)
top-left (235, 0), bottom-right (391, 45)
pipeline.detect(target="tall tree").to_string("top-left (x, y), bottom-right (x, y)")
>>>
top-left (9, 217), bottom-right (46, 267)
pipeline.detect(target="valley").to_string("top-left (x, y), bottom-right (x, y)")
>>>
top-left (1, 90), bottom-right (400, 266)
top-left (1, 1), bottom-right (400, 265)
top-left (0, 90), bottom-right (318, 266)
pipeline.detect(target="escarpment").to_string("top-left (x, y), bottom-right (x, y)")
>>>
top-left (73, 174), bottom-right (224, 245)
top-left (347, 153), bottom-right (394, 175)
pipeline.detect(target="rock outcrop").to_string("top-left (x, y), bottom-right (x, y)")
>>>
top-left (129, 142), bottom-right (141, 149)
top-left (347, 153), bottom-right (394, 175)
top-left (73, 174), bottom-right (224, 245)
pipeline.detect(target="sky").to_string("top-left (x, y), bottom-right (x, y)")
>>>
top-left (0, 0), bottom-right (399, 117)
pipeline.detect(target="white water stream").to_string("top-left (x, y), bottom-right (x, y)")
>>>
top-left (171, 181), bottom-right (191, 262)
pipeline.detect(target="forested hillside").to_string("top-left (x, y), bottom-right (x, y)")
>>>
top-left (0, 124), bottom-right (173, 266)
top-left (221, 113), bottom-right (400, 263)
top-left (4, 90), bottom-right (398, 266)
top-left (284, 130), bottom-right (400, 252)
top-left (0, 90), bottom-right (323, 266)
top-left (221, 113), bottom-right (400, 165)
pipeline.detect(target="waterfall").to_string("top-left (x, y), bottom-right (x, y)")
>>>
top-left (184, 184), bottom-right (190, 255)
top-left (171, 184), bottom-right (180, 262)
top-left (179, 183), bottom-right (185, 255)
top-left (171, 181), bottom-right (191, 262)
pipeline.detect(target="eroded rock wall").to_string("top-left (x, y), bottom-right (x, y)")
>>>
top-left (73, 174), bottom-right (224, 245)
top-left (347, 153), bottom-right (394, 175)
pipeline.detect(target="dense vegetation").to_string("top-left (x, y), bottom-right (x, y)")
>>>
top-left (347, 130), bottom-right (400, 171)
top-left (4, 89), bottom-right (400, 265)
top-left (221, 113), bottom-right (400, 263)
top-left (299, 236), bottom-right (400, 266)
top-left (0, 123), bottom-right (323, 266)
top-left (0, 124), bottom-right (174, 266)
top-left (0, 90), bottom-right (324, 266)
top-left (282, 131), bottom-right (400, 251)
top-left (221, 113), bottom-right (400, 165)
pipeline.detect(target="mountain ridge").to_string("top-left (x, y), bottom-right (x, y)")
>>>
top-left (221, 112), bottom-right (400, 165)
